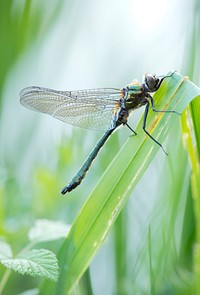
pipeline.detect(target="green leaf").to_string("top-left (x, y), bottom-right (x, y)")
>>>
top-left (28, 219), bottom-right (70, 243)
top-left (0, 249), bottom-right (59, 281)
top-left (181, 96), bottom-right (200, 292)
top-left (42, 72), bottom-right (200, 294)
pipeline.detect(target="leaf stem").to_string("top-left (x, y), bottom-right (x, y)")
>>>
top-left (0, 269), bottom-right (11, 294)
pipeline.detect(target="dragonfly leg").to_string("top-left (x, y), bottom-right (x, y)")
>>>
top-left (143, 102), bottom-right (168, 155)
top-left (149, 95), bottom-right (180, 115)
top-left (125, 123), bottom-right (137, 135)
top-left (155, 71), bottom-right (176, 90)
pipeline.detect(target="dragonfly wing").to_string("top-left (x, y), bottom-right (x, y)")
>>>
top-left (20, 86), bottom-right (122, 130)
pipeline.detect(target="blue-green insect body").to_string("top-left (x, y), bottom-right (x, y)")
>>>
top-left (20, 72), bottom-right (178, 194)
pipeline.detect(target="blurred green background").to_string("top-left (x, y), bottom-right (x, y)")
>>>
top-left (0, 0), bottom-right (200, 294)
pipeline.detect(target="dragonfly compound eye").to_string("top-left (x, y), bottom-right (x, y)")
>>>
top-left (145, 74), bottom-right (160, 92)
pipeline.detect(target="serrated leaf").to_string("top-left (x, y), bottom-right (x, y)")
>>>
top-left (0, 240), bottom-right (13, 259)
top-left (0, 249), bottom-right (59, 281)
top-left (28, 219), bottom-right (70, 243)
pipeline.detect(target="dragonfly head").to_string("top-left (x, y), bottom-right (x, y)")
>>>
top-left (144, 74), bottom-right (160, 92)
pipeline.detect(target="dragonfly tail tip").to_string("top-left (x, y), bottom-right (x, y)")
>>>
top-left (61, 187), bottom-right (68, 195)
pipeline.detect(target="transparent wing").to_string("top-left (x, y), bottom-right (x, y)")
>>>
top-left (20, 86), bottom-right (122, 130)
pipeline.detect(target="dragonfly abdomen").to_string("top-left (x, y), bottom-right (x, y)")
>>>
top-left (61, 128), bottom-right (115, 194)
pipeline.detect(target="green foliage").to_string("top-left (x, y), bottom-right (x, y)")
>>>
top-left (1, 248), bottom-right (59, 281)
top-left (0, 219), bottom-right (70, 294)
top-left (0, 0), bottom-right (64, 108)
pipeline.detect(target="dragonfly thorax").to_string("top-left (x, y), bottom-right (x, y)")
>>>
top-left (116, 107), bottom-right (129, 125)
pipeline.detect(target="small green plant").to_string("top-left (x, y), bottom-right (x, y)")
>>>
top-left (0, 219), bottom-right (70, 294)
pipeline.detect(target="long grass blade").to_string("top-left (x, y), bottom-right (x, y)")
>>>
top-left (40, 72), bottom-right (200, 294)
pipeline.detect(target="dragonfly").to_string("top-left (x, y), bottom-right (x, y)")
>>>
top-left (20, 72), bottom-right (179, 195)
